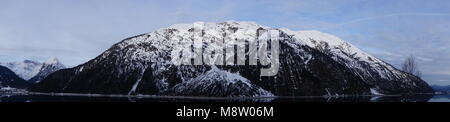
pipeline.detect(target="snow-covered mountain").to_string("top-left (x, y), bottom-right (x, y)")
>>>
top-left (0, 60), bottom-right (42, 80)
top-left (167, 66), bottom-right (274, 97)
top-left (279, 29), bottom-right (431, 94)
top-left (28, 58), bottom-right (66, 83)
top-left (0, 58), bottom-right (66, 83)
top-left (28, 21), bottom-right (433, 96)
top-left (0, 65), bottom-right (31, 89)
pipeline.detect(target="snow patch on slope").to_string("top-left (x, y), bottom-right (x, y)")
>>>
top-left (370, 88), bottom-right (384, 95)
top-left (172, 66), bottom-right (274, 97)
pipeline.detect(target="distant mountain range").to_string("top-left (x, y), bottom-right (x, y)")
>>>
top-left (0, 60), bottom-right (41, 80)
top-left (0, 65), bottom-right (31, 89)
top-left (432, 85), bottom-right (450, 92)
top-left (28, 58), bottom-right (66, 83)
top-left (28, 21), bottom-right (433, 96)
top-left (0, 58), bottom-right (66, 88)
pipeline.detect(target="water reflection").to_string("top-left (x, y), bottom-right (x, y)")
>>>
top-left (0, 94), bottom-right (449, 102)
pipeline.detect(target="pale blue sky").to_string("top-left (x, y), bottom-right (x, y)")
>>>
top-left (0, 0), bottom-right (449, 85)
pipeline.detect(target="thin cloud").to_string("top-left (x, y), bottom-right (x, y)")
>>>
top-left (321, 12), bottom-right (450, 30)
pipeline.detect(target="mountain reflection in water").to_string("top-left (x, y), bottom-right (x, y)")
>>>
top-left (0, 94), bottom-right (448, 102)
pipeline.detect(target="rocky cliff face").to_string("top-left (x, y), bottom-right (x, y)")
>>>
top-left (28, 21), bottom-right (433, 96)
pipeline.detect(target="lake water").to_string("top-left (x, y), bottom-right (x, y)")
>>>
top-left (1, 94), bottom-right (449, 102)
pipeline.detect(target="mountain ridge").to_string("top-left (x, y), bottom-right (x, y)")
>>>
top-left (28, 21), bottom-right (433, 96)
top-left (0, 58), bottom-right (66, 83)
top-left (28, 58), bottom-right (66, 83)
